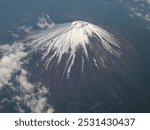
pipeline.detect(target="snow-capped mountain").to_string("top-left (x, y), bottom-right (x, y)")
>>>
top-left (25, 20), bottom-right (137, 112)
top-left (27, 21), bottom-right (121, 78)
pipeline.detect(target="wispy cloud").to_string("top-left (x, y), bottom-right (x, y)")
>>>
top-left (119, 0), bottom-right (150, 22)
top-left (36, 14), bottom-right (55, 29)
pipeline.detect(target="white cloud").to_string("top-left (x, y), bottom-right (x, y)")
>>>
top-left (37, 14), bottom-right (55, 29)
top-left (144, 13), bottom-right (150, 21)
top-left (15, 68), bottom-right (54, 113)
top-left (0, 42), bottom-right (54, 113)
top-left (0, 42), bottom-right (24, 54)
top-left (18, 26), bottom-right (33, 34)
top-left (119, 0), bottom-right (150, 4)
top-left (119, 0), bottom-right (150, 22)
top-left (26, 97), bottom-right (48, 113)
top-left (145, 0), bottom-right (150, 4)
top-left (0, 43), bottom-right (27, 89)
top-left (17, 69), bottom-right (34, 93)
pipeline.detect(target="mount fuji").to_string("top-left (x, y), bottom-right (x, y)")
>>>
top-left (23, 20), bottom-right (139, 112)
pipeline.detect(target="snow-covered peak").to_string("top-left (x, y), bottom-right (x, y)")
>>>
top-left (71, 21), bottom-right (88, 28)
top-left (28, 20), bottom-right (121, 78)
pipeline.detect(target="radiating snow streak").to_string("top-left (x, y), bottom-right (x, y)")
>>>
top-left (28, 21), bottom-right (120, 78)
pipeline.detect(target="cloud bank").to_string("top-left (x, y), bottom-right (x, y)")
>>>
top-left (0, 42), bottom-right (54, 113)
top-left (0, 43), bottom-right (27, 88)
